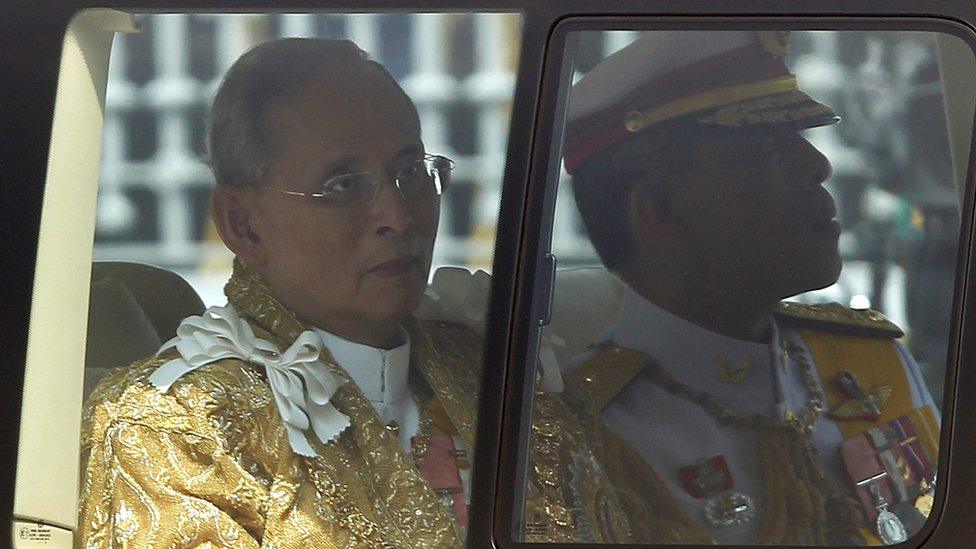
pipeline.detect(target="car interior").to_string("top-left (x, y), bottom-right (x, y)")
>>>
top-left (7, 4), bottom-right (976, 548)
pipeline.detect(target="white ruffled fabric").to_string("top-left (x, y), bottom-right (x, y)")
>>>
top-left (148, 305), bottom-right (350, 457)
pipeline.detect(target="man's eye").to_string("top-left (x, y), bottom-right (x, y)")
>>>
top-left (321, 174), bottom-right (370, 198)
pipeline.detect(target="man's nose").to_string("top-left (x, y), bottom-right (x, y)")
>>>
top-left (799, 138), bottom-right (833, 186)
top-left (370, 179), bottom-right (413, 236)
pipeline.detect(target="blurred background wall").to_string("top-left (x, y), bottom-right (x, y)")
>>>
top-left (94, 13), bottom-right (521, 305)
top-left (551, 30), bottom-right (957, 405)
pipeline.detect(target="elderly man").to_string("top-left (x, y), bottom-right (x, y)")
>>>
top-left (77, 38), bottom-right (631, 546)
top-left (561, 31), bottom-right (941, 545)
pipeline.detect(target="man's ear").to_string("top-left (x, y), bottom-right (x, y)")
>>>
top-left (210, 186), bottom-right (268, 267)
top-left (627, 178), bottom-right (680, 248)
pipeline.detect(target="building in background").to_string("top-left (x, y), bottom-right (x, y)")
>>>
top-left (93, 21), bottom-right (954, 404)
top-left (94, 13), bottom-right (521, 304)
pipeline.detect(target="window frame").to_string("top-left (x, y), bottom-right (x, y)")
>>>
top-left (5, 2), bottom-right (976, 549)
top-left (480, 13), bottom-right (976, 549)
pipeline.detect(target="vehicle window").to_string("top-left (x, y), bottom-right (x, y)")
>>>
top-left (511, 28), bottom-right (971, 545)
top-left (73, 12), bottom-right (520, 546)
top-left (94, 13), bottom-right (516, 304)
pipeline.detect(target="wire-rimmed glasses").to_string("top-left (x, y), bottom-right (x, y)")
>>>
top-left (257, 154), bottom-right (454, 219)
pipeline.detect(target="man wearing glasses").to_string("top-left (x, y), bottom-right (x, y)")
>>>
top-left (562, 31), bottom-right (940, 545)
top-left (77, 38), bottom-right (631, 546)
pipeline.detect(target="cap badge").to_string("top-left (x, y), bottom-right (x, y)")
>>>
top-left (624, 110), bottom-right (645, 132)
top-left (827, 370), bottom-right (892, 421)
top-left (756, 31), bottom-right (790, 58)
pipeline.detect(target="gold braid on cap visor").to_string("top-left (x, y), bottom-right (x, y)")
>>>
top-left (623, 75), bottom-right (807, 132)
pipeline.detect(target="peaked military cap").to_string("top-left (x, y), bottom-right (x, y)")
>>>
top-left (563, 31), bottom-right (840, 174)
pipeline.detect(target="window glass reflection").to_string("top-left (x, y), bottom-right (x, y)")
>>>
top-left (80, 13), bottom-right (520, 546)
top-left (517, 29), bottom-right (964, 545)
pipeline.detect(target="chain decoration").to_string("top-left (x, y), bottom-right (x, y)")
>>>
top-left (616, 338), bottom-right (825, 434)
top-left (591, 339), bottom-right (866, 543)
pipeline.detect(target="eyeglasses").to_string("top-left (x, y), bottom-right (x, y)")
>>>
top-left (256, 154), bottom-right (454, 218)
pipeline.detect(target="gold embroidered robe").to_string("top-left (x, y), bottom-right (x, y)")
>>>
top-left (77, 261), bottom-right (632, 547)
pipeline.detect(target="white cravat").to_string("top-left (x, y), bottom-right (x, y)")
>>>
top-left (150, 305), bottom-right (350, 457)
top-left (313, 326), bottom-right (419, 452)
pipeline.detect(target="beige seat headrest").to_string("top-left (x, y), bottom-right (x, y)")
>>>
top-left (84, 261), bottom-right (205, 397)
top-left (548, 266), bottom-right (625, 367)
top-left (90, 261), bottom-right (206, 341)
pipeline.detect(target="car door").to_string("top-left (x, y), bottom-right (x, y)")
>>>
top-left (5, 2), bottom-right (976, 549)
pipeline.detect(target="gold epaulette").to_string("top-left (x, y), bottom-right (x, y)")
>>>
top-left (565, 343), bottom-right (646, 412)
top-left (774, 301), bottom-right (904, 339)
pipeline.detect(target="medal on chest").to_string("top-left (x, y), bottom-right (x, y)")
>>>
top-left (402, 392), bottom-right (470, 526)
top-left (840, 411), bottom-right (938, 544)
top-left (855, 472), bottom-right (908, 544)
top-left (679, 455), bottom-right (756, 528)
top-left (414, 434), bottom-right (469, 525)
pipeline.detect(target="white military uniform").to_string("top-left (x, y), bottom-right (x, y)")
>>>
top-left (567, 287), bottom-right (939, 544)
top-left (556, 28), bottom-right (941, 545)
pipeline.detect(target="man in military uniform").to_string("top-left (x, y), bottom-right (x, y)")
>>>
top-left (561, 31), bottom-right (941, 545)
top-left (77, 38), bottom-right (631, 547)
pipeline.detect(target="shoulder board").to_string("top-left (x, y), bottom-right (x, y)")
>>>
top-left (774, 301), bottom-right (904, 339)
top-left (565, 343), bottom-right (646, 412)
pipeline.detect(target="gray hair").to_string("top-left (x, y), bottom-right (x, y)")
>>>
top-left (207, 37), bottom-right (417, 188)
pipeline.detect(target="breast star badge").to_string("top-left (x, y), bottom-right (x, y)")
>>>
top-left (828, 370), bottom-right (892, 421)
top-left (679, 456), bottom-right (755, 528)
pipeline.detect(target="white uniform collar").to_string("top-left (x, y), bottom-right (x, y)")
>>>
top-left (609, 286), bottom-right (784, 410)
top-left (312, 325), bottom-right (412, 414)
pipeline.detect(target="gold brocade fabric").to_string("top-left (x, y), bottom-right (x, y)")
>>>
top-left (522, 391), bottom-right (637, 543)
top-left (77, 259), bottom-right (629, 547)
top-left (564, 355), bottom-right (714, 545)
